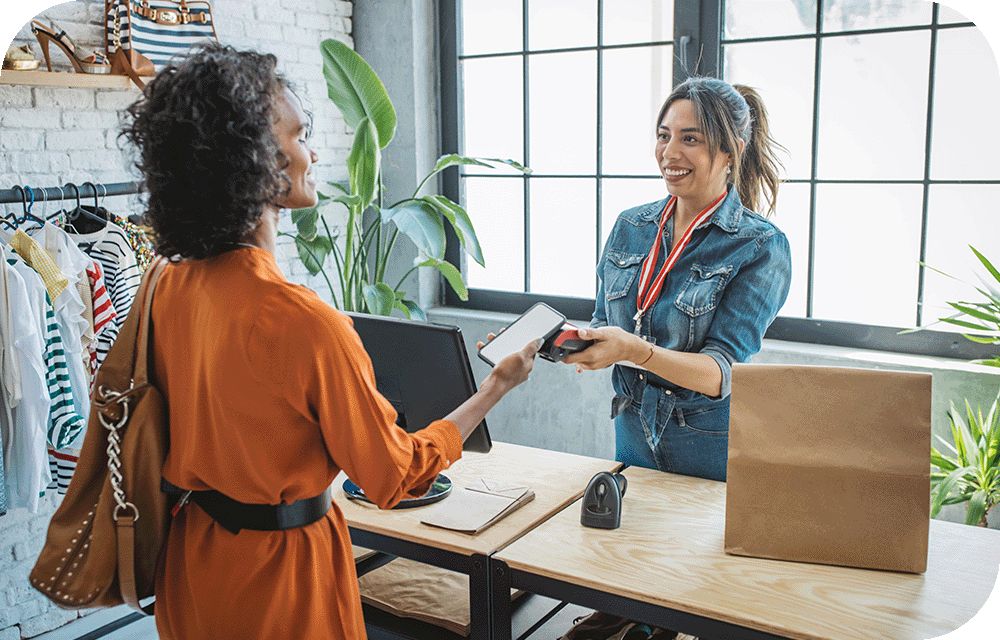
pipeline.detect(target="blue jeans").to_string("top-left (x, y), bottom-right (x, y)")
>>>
top-left (614, 389), bottom-right (730, 482)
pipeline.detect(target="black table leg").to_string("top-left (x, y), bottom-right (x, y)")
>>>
top-left (491, 559), bottom-right (513, 640)
top-left (470, 554), bottom-right (492, 640)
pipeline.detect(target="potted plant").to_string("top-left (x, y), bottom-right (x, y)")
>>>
top-left (931, 390), bottom-right (1000, 526)
top-left (285, 39), bottom-right (528, 320)
top-left (923, 246), bottom-right (1000, 526)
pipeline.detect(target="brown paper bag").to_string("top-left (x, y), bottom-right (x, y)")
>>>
top-left (725, 364), bottom-right (932, 573)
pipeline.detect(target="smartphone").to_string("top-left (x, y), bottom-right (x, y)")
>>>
top-left (478, 302), bottom-right (566, 367)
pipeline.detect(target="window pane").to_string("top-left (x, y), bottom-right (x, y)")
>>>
top-left (528, 51), bottom-right (597, 174)
top-left (724, 40), bottom-right (815, 180)
top-left (812, 184), bottom-right (923, 326)
top-left (600, 178), bottom-right (668, 252)
top-left (822, 0), bottom-right (931, 32)
top-left (602, 45), bottom-right (672, 175)
top-left (931, 27), bottom-right (1000, 180)
top-left (937, 4), bottom-right (971, 24)
top-left (772, 182), bottom-right (810, 318)
top-left (464, 177), bottom-right (525, 292)
top-left (922, 186), bottom-right (1000, 329)
top-left (529, 179), bottom-right (597, 298)
top-left (461, 57), bottom-right (524, 174)
top-left (528, 0), bottom-right (597, 51)
top-left (461, 0), bottom-right (522, 55)
top-left (724, 0), bottom-right (816, 40)
top-left (603, 0), bottom-right (673, 46)
top-left (817, 31), bottom-right (930, 180)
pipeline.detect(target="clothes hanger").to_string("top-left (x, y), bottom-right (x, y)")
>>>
top-left (17, 186), bottom-right (46, 230)
top-left (63, 183), bottom-right (107, 233)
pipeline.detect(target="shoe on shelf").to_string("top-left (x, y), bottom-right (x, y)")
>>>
top-left (30, 18), bottom-right (111, 75)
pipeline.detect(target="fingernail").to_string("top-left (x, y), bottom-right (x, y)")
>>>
top-left (578, 329), bottom-right (589, 338)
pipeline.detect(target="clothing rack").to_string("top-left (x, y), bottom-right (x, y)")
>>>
top-left (0, 181), bottom-right (142, 205)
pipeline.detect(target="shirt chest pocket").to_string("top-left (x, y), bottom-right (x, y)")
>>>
top-left (603, 251), bottom-right (646, 300)
top-left (674, 264), bottom-right (733, 317)
top-left (603, 251), bottom-right (646, 330)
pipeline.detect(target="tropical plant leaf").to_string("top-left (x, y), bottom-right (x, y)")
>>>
top-left (974, 357), bottom-right (1000, 367)
top-left (948, 301), bottom-right (1000, 324)
top-left (422, 195), bottom-right (485, 267)
top-left (971, 246), bottom-right (1000, 285)
top-left (348, 118), bottom-right (381, 211)
top-left (381, 201), bottom-right (446, 259)
top-left (401, 299), bottom-right (427, 321)
top-left (362, 282), bottom-right (396, 316)
top-left (430, 154), bottom-right (530, 175)
top-left (418, 257), bottom-right (467, 300)
top-left (393, 300), bottom-right (411, 319)
top-left (966, 489), bottom-right (989, 525)
top-left (961, 334), bottom-right (1000, 345)
top-left (940, 316), bottom-right (994, 332)
top-left (931, 465), bottom-right (975, 517)
top-left (930, 448), bottom-right (959, 472)
top-left (291, 206), bottom-right (319, 241)
top-left (295, 235), bottom-right (333, 276)
top-left (321, 39), bottom-right (396, 148)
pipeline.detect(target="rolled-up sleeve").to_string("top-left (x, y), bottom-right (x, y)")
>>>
top-left (701, 231), bottom-right (792, 399)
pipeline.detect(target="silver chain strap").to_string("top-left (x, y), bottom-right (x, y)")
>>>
top-left (98, 385), bottom-right (139, 522)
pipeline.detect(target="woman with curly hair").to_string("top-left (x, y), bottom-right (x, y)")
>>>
top-left (122, 44), bottom-right (539, 639)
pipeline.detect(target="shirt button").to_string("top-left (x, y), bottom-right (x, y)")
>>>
top-left (638, 373), bottom-right (645, 380)
top-left (665, 390), bottom-right (672, 396)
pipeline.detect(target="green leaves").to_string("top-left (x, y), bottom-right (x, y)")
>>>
top-left (362, 283), bottom-right (396, 316)
top-left (930, 388), bottom-right (1000, 525)
top-left (295, 235), bottom-right (333, 276)
top-left (430, 154), bottom-right (529, 175)
top-left (321, 39), bottom-right (396, 149)
top-left (348, 117), bottom-right (381, 210)
top-left (419, 257), bottom-right (468, 300)
top-left (382, 200), bottom-right (446, 259)
top-left (421, 195), bottom-right (484, 267)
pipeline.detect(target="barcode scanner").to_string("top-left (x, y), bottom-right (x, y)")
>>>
top-left (581, 471), bottom-right (627, 529)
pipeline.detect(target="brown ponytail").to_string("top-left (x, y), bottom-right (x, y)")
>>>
top-left (657, 78), bottom-right (786, 216)
top-left (732, 84), bottom-right (784, 216)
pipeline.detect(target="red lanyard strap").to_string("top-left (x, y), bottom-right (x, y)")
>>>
top-left (633, 191), bottom-right (728, 331)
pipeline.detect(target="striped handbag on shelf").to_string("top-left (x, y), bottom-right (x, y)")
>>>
top-left (105, 0), bottom-right (218, 87)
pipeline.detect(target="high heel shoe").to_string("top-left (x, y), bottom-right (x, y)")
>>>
top-left (30, 19), bottom-right (111, 75)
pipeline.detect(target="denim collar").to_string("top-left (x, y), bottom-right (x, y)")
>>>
top-left (637, 186), bottom-right (743, 233)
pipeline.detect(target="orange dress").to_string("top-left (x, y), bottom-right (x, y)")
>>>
top-left (151, 247), bottom-right (462, 639)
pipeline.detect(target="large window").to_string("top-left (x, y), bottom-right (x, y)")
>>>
top-left (440, 1), bottom-right (998, 359)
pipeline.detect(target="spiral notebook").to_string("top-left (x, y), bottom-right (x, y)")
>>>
top-left (420, 478), bottom-right (534, 535)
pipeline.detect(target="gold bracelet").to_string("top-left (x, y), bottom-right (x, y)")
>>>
top-left (636, 344), bottom-right (655, 367)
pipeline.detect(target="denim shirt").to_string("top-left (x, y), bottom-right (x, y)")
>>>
top-left (593, 186), bottom-right (792, 423)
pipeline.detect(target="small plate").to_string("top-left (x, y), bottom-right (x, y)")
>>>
top-left (343, 473), bottom-right (452, 509)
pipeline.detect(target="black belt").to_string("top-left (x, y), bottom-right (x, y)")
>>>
top-left (162, 479), bottom-right (331, 534)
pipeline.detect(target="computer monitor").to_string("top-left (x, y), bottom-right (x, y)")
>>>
top-left (347, 312), bottom-right (492, 453)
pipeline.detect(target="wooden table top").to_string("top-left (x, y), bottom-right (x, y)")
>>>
top-left (334, 441), bottom-right (621, 557)
top-left (495, 466), bottom-right (1000, 640)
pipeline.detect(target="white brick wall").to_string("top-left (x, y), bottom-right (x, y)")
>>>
top-left (0, 1), bottom-right (353, 637)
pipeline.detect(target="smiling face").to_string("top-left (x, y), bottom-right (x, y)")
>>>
top-left (654, 98), bottom-right (733, 206)
top-left (272, 87), bottom-right (319, 210)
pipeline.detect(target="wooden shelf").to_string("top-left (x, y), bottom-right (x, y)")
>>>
top-left (0, 69), bottom-right (136, 90)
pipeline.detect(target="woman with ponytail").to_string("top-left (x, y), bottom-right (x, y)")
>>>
top-left (562, 77), bottom-right (791, 483)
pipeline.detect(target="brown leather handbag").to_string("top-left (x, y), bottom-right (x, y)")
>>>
top-left (30, 257), bottom-right (171, 612)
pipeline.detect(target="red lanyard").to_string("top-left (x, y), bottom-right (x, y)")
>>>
top-left (633, 191), bottom-right (728, 334)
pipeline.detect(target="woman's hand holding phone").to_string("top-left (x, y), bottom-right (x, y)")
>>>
top-left (476, 333), bottom-right (542, 393)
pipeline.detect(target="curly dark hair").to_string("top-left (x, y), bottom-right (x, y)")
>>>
top-left (121, 44), bottom-right (291, 259)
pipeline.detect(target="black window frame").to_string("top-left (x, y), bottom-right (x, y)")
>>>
top-left (438, 0), bottom-right (996, 361)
